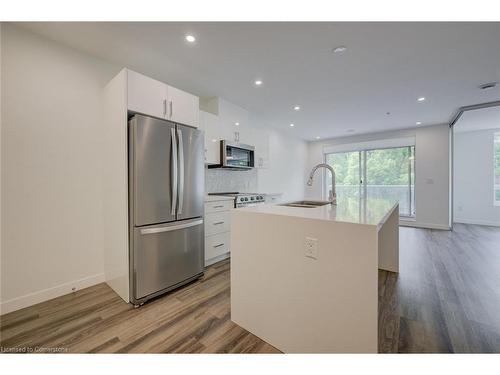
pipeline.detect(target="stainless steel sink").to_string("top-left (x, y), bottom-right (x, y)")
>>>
top-left (280, 200), bottom-right (331, 208)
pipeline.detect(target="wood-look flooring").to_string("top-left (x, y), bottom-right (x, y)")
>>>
top-left (379, 224), bottom-right (500, 353)
top-left (1, 224), bottom-right (499, 353)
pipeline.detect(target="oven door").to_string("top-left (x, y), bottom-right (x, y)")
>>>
top-left (222, 141), bottom-right (254, 169)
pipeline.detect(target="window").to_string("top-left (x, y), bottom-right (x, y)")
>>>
top-left (495, 132), bottom-right (500, 206)
top-left (325, 145), bottom-right (415, 217)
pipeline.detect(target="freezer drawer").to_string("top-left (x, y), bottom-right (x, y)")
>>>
top-left (132, 218), bottom-right (204, 301)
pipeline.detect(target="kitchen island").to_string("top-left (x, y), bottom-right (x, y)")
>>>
top-left (230, 197), bottom-right (399, 353)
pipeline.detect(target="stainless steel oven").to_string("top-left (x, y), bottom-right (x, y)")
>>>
top-left (221, 141), bottom-right (254, 169)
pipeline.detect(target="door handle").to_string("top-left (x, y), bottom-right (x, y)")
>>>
top-left (171, 127), bottom-right (178, 216)
top-left (177, 128), bottom-right (184, 215)
top-left (140, 219), bottom-right (203, 235)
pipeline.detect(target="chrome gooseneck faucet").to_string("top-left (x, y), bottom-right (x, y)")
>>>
top-left (307, 163), bottom-right (337, 205)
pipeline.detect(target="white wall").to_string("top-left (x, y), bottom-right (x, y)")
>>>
top-left (454, 128), bottom-right (500, 226)
top-left (257, 129), bottom-right (308, 202)
top-left (306, 124), bottom-right (451, 229)
top-left (1, 24), bottom-right (120, 314)
top-left (0, 25), bottom-right (308, 314)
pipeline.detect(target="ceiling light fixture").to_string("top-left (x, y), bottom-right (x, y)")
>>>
top-left (416, 121), bottom-right (422, 125)
top-left (293, 106), bottom-right (301, 111)
top-left (254, 80), bottom-right (263, 86)
top-left (417, 97), bottom-right (426, 102)
top-left (185, 35), bottom-right (196, 43)
top-left (332, 45), bottom-right (347, 54)
top-left (290, 123), bottom-right (295, 127)
top-left (235, 122), bottom-right (239, 126)
top-left (315, 136), bottom-right (321, 140)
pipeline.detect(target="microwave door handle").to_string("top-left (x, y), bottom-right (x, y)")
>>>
top-left (177, 128), bottom-right (184, 215)
top-left (171, 127), bottom-right (178, 216)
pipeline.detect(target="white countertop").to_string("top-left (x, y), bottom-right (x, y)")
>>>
top-left (235, 197), bottom-right (399, 227)
top-left (204, 195), bottom-right (236, 203)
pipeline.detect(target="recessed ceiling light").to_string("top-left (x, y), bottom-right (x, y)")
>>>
top-left (254, 80), bottom-right (263, 86)
top-left (315, 136), bottom-right (321, 140)
top-left (290, 123), bottom-right (295, 127)
top-left (235, 122), bottom-right (239, 126)
top-left (333, 45), bottom-right (347, 54)
top-left (416, 121), bottom-right (422, 125)
top-left (293, 106), bottom-right (301, 111)
top-left (185, 35), bottom-right (196, 43)
top-left (211, 139), bottom-right (218, 142)
top-left (417, 97), bottom-right (426, 102)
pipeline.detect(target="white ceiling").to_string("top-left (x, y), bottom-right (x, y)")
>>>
top-left (454, 105), bottom-right (500, 133)
top-left (16, 22), bottom-right (500, 140)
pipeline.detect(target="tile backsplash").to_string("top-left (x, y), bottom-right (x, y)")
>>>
top-left (205, 168), bottom-right (258, 193)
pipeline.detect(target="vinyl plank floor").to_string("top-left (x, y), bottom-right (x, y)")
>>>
top-left (1, 224), bottom-right (499, 353)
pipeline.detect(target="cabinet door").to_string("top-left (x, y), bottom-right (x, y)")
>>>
top-left (168, 85), bottom-right (200, 128)
top-left (201, 110), bottom-right (222, 165)
top-left (250, 127), bottom-right (270, 169)
top-left (127, 70), bottom-right (167, 119)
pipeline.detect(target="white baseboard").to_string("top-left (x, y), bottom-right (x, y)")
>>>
top-left (399, 220), bottom-right (451, 230)
top-left (454, 218), bottom-right (500, 227)
top-left (205, 252), bottom-right (230, 267)
top-left (0, 273), bottom-right (105, 315)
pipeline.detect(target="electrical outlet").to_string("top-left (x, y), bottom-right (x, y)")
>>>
top-left (305, 237), bottom-right (318, 260)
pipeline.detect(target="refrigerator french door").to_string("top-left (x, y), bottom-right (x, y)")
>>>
top-left (128, 115), bottom-right (204, 305)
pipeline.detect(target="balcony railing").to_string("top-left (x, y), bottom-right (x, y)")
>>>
top-left (326, 184), bottom-right (415, 217)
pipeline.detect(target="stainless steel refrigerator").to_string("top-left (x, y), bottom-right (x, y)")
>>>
top-left (128, 114), bottom-right (204, 306)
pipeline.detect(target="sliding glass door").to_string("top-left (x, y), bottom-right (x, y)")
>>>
top-left (325, 151), bottom-right (362, 200)
top-left (325, 146), bottom-right (415, 217)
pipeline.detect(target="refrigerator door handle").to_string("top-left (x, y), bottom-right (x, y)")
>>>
top-left (177, 128), bottom-right (184, 215)
top-left (140, 219), bottom-right (203, 235)
top-left (171, 127), bottom-right (178, 216)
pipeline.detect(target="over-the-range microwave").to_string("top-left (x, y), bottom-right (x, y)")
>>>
top-left (208, 140), bottom-right (255, 170)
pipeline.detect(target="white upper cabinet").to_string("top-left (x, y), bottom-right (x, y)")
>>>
top-left (127, 70), bottom-right (167, 119)
top-left (167, 85), bottom-right (199, 127)
top-left (199, 98), bottom-right (271, 168)
top-left (200, 110), bottom-right (221, 165)
top-left (251, 127), bottom-right (270, 169)
top-left (126, 69), bottom-right (199, 128)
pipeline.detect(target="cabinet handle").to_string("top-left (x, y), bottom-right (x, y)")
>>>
top-left (213, 243), bottom-right (224, 248)
top-left (213, 205), bottom-right (224, 209)
top-left (169, 100), bottom-right (173, 119)
top-left (163, 99), bottom-right (167, 117)
top-left (213, 221), bottom-right (224, 225)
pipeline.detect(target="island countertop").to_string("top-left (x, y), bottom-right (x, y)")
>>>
top-left (236, 197), bottom-right (398, 228)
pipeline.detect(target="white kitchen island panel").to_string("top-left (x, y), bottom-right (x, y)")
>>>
top-left (230, 198), bottom-right (399, 353)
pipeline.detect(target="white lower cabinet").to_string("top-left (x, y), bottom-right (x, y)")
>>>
top-left (204, 198), bottom-right (233, 266)
top-left (265, 193), bottom-right (283, 204)
top-left (205, 211), bottom-right (230, 236)
top-left (205, 232), bottom-right (230, 260)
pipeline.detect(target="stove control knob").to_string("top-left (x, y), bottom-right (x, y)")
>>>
top-left (251, 197), bottom-right (255, 201)
top-left (244, 197), bottom-right (248, 201)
